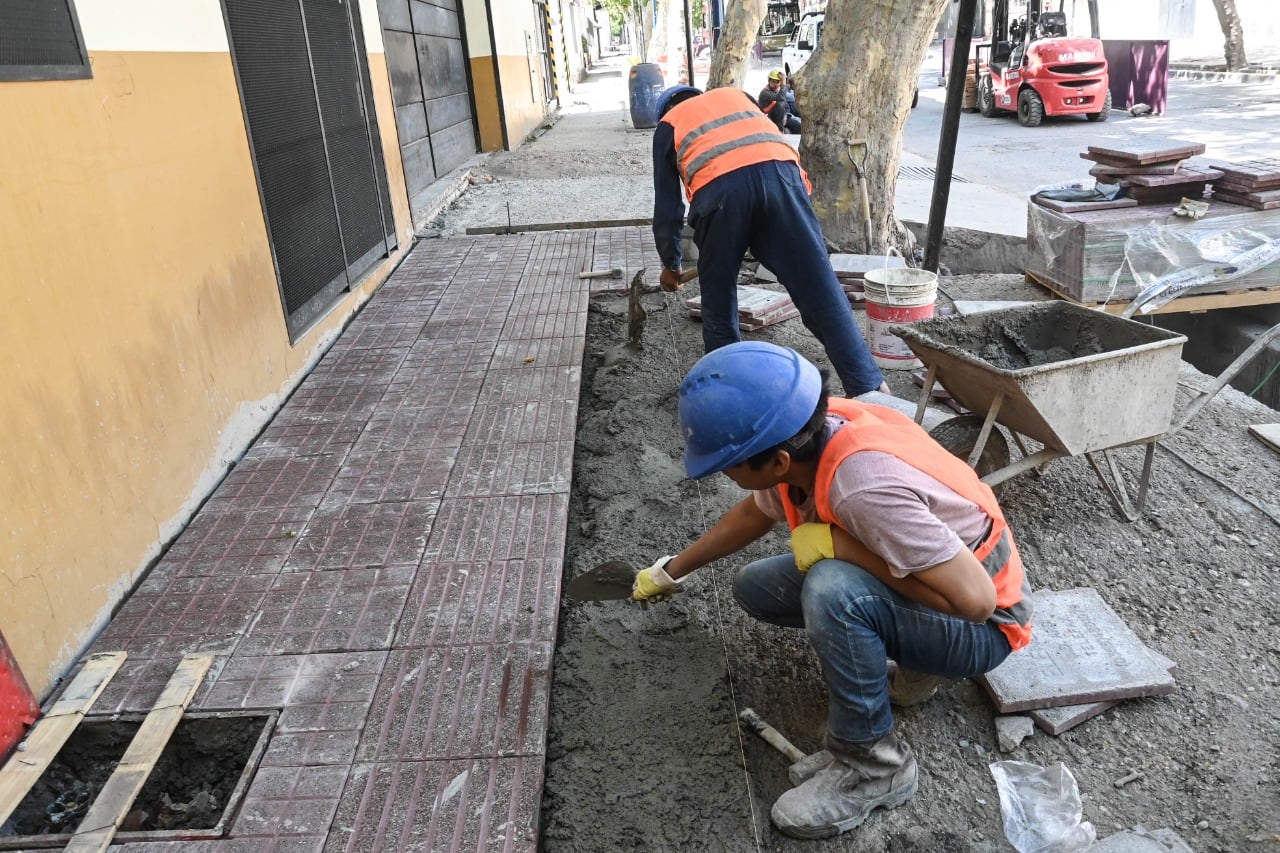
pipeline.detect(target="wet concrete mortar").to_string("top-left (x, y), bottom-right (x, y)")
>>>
top-left (431, 58), bottom-right (1280, 852)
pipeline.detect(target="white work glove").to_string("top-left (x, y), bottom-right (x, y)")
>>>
top-left (631, 555), bottom-right (683, 606)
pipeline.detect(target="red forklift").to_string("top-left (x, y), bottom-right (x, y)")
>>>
top-left (977, 0), bottom-right (1109, 127)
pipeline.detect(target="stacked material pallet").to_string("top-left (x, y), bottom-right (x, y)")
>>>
top-left (685, 286), bottom-right (799, 331)
top-left (829, 253), bottom-right (906, 304)
top-left (1210, 158), bottom-right (1280, 209)
top-left (1081, 140), bottom-right (1221, 204)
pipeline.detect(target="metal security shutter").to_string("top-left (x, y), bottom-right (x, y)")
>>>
top-left (0, 0), bottom-right (90, 81)
top-left (351, 5), bottom-right (398, 247)
top-left (379, 0), bottom-right (478, 222)
top-left (224, 0), bottom-right (396, 338)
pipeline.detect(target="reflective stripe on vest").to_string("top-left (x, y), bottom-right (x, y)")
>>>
top-left (663, 88), bottom-right (808, 198)
top-left (779, 398), bottom-right (1034, 650)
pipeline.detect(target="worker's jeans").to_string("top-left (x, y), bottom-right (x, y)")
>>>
top-left (688, 161), bottom-right (885, 396)
top-left (733, 554), bottom-right (1013, 746)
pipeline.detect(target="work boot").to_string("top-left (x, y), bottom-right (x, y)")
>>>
top-left (771, 732), bottom-right (918, 839)
top-left (887, 660), bottom-right (947, 707)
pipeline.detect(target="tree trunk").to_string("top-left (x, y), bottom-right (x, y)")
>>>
top-left (664, 0), bottom-right (688, 84)
top-left (647, 0), bottom-right (668, 66)
top-left (797, 0), bottom-right (949, 254)
top-left (707, 0), bottom-right (766, 89)
top-left (1211, 0), bottom-right (1248, 71)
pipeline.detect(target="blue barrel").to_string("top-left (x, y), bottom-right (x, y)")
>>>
top-left (628, 63), bottom-right (665, 129)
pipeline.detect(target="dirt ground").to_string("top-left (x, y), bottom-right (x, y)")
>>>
top-left (433, 66), bottom-right (1280, 852)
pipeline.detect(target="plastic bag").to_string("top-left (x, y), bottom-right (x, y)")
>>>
top-left (989, 761), bottom-right (1096, 853)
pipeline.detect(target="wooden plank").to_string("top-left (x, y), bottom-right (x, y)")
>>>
top-left (1085, 140), bottom-right (1206, 165)
top-left (0, 652), bottom-right (127, 828)
top-left (1026, 268), bottom-right (1280, 315)
top-left (1033, 195), bottom-right (1138, 214)
top-left (64, 654), bottom-right (213, 853)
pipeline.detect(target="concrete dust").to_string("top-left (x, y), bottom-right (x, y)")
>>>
top-left (430, 62), bottom-right (1280, 852)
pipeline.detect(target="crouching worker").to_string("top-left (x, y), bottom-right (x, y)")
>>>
top-left (632, 341), bottom-right (1034, 839)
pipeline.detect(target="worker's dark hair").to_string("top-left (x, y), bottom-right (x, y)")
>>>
top-left (745, 370), bottom-right (831, 469)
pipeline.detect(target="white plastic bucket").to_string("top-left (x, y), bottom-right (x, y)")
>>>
top-left (862, 265), bottom-right (937, 369)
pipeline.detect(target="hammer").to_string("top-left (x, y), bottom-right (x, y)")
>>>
top-left (739, 708), bottom-right (829, 784)
top-left (579, 267), bottom-right (624, 280)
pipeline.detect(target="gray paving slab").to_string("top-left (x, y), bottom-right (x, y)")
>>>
top-left (980, 587), bottom-right (1177, 713)
top-left (1030, 648), bottom-right (1178, 735)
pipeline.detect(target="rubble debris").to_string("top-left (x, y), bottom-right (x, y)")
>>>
top-left (995, 715), bottom-right (1035, 752)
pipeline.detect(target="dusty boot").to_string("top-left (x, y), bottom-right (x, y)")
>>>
top-left (771, 732), bottom-right (918, 839)
top-left (887, 660), bottom-right (947, 707)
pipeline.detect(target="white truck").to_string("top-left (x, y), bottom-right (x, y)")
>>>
top-left (781, 13), bottom-right (918, 108)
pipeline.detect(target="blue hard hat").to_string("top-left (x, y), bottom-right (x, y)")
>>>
top-left (678, 342), bottom-right (822, 480)
top-left (656, 85), bottom-right (702, 119)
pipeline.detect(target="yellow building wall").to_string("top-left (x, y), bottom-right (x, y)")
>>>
top-left (0, 45), bottom-right (411, 697)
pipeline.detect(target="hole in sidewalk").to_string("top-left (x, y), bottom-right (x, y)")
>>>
top-left (0, 710), bottom-right (276, 848)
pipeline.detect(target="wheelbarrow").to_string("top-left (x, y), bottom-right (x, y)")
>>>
top-left (892, 301), bottom-right (1280, 521)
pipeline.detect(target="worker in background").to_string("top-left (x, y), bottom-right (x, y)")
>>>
top-left (758, 69), bottom-right (802, 134)
top-left (650, 85), bottom-right (887, 397)
top-left (632, 341), bottom-right (1034, 839)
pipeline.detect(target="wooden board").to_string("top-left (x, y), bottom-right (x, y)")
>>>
top-left (1026, 268), bottom-right (1280, 315)
top-left (1127, 167), bottom-right (1224, 187)
top-left (0, 652), bottom-right (127, 828)
top-left (1085, 140), bottom-right (1206, 165)
top-left (1033, 195), bottom-right (1138, 214)
top-left (64, 654), bottom-right (213, 853)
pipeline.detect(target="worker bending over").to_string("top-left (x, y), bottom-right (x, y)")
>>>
top-left (633, 341), bottom-right (1034, 839)
top-left (650, 85), bottom-right (886, 397)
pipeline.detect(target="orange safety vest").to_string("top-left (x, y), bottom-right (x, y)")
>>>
top-left (780, 399), bottom-right (1034, 650)
top-left (662, 87), bottom-right (809, 199)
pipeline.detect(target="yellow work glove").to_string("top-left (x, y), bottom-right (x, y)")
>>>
top-left (631, 555), bottom-right (683, 605)
top-left (791, 523), bottom-right (835, 573)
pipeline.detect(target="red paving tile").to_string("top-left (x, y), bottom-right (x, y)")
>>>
top-left (32, 229), bottom-right (639, 851)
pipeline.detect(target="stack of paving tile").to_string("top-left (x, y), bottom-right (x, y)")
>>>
top-left (1081, 140), bottom-right (1221, 204)
top-left (829, 253), bottom-right (906, 303)
top-left (979, 588), bottom-right (1177, 735)
top-left (1209, 157), bottom-right (1280, 209)
top-left (685, 285), bottom-right (799, 331)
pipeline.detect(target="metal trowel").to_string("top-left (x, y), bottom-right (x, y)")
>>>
top-left (566, 560), bottom-right (638, 601)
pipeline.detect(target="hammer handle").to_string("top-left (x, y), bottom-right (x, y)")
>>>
top-left (739, 708), bottom-right (805, 763)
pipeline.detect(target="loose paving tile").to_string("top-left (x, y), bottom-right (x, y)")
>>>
top-left (981, 588), bottom-right (1177, 713)
top-left (1030, 647), bottom-right (1178, 734)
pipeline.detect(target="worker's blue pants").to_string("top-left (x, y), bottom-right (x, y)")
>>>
top-left (687, 161), bottom-right (885, 396)
top-left (733, 555), bottom-right (1012, 745)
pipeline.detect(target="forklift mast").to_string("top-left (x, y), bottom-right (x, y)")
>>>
top-left (990, 0), bottom-right (1099, 46)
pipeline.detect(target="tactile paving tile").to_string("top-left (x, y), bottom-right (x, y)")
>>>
top-left (228, 764), bottom-right (351, 848)
top-left (355, 642), bottom-right (552, 762)
top-left (203, 453), bottom-right (345, 512)
top-left (490, 336), bottom-right (585, 369)
top-left (325, 756), bottom-right (542, 853)
top-left (283, 500), bottom-right (439, 572)
top-left (323, 448), bottom-right (457, 506)
top-left (394, 560), bottom-right (562, 649)
top-left (444, 440), bottom-right (573, 497)
top-left (463, 398), bottom-right (577, 446)
top-left (161, 506), bottom-right (315, 576)
top-left (235, 566), bottom-right (414, 657)
top-left (980, 588), bottom-right (1176, 713)
top-left (422, 494), bottom-right (569, 564)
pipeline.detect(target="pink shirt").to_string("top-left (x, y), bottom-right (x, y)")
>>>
top-left (753, 416), bottom-right (992, 576)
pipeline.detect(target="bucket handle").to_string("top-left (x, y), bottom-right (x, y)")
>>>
top-left (881, 247), bottom-right (909, 306)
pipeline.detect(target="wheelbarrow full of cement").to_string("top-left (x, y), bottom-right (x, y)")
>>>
top-left (892, 301), bottom-right (1280, 520)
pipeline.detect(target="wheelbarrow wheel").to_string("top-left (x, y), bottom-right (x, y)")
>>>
top-left (929, 415), bottom-right (1011, 496)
